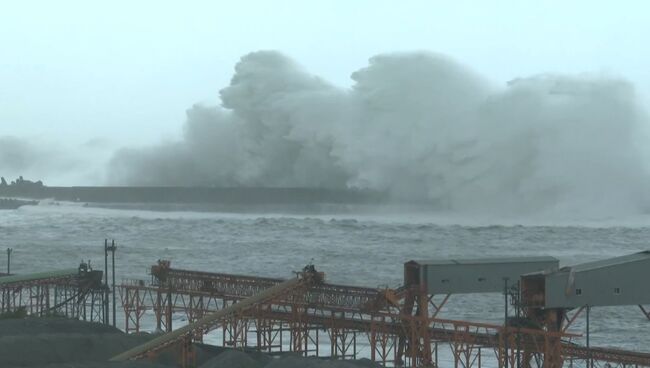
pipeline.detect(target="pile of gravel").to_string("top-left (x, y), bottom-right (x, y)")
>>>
top-left (198, 350), bottom-right (381, 368)
top-left (0, 317), bottom-right (121, 336)
top-left (0, 317), bottom-right (382, 368)
top-left (0, 317), bottom-right (167, 368)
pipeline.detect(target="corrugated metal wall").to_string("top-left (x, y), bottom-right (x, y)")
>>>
top-left (545, 259), bottom-right (650, 308)
top-left (417, 258), bottom-right (558, 294)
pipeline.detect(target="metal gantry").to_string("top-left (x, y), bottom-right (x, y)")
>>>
top-left (117, 260), bottom-right (650, 368)
top-left (0, 263), bottom-right (107, 323)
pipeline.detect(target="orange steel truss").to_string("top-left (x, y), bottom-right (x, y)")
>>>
top-left (1, 268), bottom-right (105, 322)
top-left (119, 261), bottom-right (650, 368)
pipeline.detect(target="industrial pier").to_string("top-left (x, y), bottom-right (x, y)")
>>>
top-left (3, 251), bottom-right (650, 367)
top-left (0, 263), bottom-right (107, 322)
top-left (114, 253), bottom-right (650, 368)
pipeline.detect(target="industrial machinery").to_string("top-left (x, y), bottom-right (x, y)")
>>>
top-left (113, 254), bottom-right (650, 368)
top-left (0, 262), bottom-right (106, 322)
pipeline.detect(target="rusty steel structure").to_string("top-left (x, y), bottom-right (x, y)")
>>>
top-left (113, 267), bottom-right (323, 363)
top-left (118, 260), bottom-right (650, 368)
top-left (0, 263), bottom-right (107, 322)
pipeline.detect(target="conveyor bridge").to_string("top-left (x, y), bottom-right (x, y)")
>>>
top-left (114, 261), bottom-right (650, 368)
top-left (0, 264), bottom-right (106, 322)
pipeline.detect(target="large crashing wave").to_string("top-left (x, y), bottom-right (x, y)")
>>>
top-left (109, 51), bottom-right (650, 215)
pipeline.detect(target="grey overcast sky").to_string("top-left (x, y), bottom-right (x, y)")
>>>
top-left (2, 0), bottom-right (650, 148)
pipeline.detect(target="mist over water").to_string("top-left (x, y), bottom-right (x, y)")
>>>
top-left (109, 51), bottom-right (650, 216)
top-left (0, 136), bottom-right (104, 185)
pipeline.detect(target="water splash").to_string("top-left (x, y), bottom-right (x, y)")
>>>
top-left (109, 51), bottom-right (650, 216)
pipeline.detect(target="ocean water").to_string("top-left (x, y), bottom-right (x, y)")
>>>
top-left (1, 201), bottom-right (649, 357)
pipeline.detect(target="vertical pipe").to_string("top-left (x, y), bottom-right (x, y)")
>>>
top-left (586, 305), bottom-right (591, 368)
top-left (111, 239), bottom-right (116, 328)
top-left (504, 278), bottom-right (509, 368)
top-left (6, 248), bottom-right (12, 274)
top-left (156, 292), bottom-right (162, 331)
top-left (516, 280), bottom-right (521, 368)
top-left (166, 287), bottom-right (173, 332)
top-left (435, 342), bottom-right (438, 367)
top-left (418, 284), bottom-right (431, 365)
top-left (104, 239), bottom-right (109, 325)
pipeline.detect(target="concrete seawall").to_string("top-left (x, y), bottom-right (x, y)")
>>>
top-left (0, 186), bottom-right (387, 205)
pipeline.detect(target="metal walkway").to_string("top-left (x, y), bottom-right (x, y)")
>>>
top-left (111, 267), bottom-right (323, 361)
top-left (0, 264), bottom-right (106, 322)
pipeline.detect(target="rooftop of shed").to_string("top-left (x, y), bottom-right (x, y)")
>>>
top-left (568, 251), bottom-right (650, 272)
top-left (410, 256), bottom-right (558, 266)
